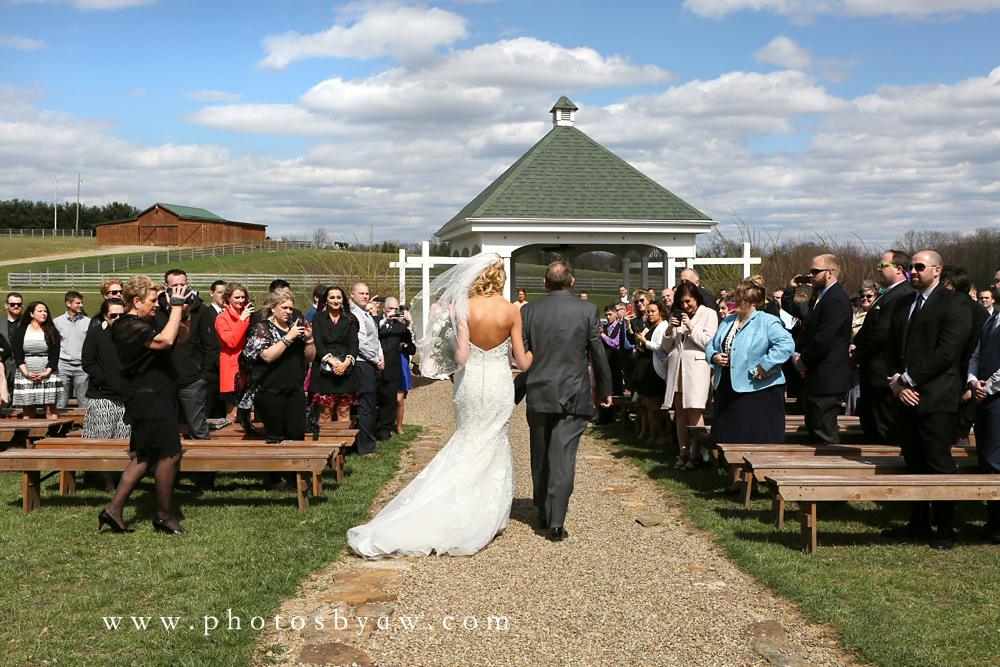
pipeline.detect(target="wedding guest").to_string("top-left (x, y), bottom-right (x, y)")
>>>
top-left (100, 276), bottom-right (190, 534)
top-left (633, 300), bottom-right (669, 445)
top-left (54, 290), bottom-right (90, 409)
top-left (680, 268), bottom-right (720, 316)
top-left (845, 280), bottom-right (876, 416)
top-left (239, 290), bottom-right (315, 489)
top-left (87, 280), bottom-right (125, 335)
top-left (980, 287), bottom-right (996, 317)
top-left (0, 329), bottom-right (11, 407)
top-left (660, 287), bottom-right (674, 311)
top-left (580, 291), bottom-right (589, 301)
top-left (366, 300), bottom-right (380, 318)
top-left (396, 307), bottom-right (413, 435)
top-left (661, 281), bottom-right (718, 469)
top-left (4, 292), bottom-right (22, 401)
top-left (616, 285), bottom-right (630, 306)
top-left (601, 304), bottom-right (625, 397)
top-left (11, 301), bottom-right (63, 418)
top-left (304, 283), bottom-right (326, 324)
top-left (513, 288), bottom-right (528, 310)
top-left (968, 297), bottom-right (1000, 543)
top-left (81, 297), bottom-right (130, 491)
top-left (250, 279), bottom-right (302, 327)
top-left (375, 297), bottom-right (414, 440)
top-left (208, 280), bottom-right (226, 316)
top-left (626, 290), bottom-right (651, 435)
top-left (204, 279), bottom-right (226, 420)
top-left (706, 276), bottom-right (794, 494)
top-left (310, 286), bottom-right (360, 424)
top-left (351, 282), bottom-right (382, 458)
top-left (614, 302), bottom-right (636, 392)
top-left (940, 265), bottom-right (989, 444)
top-left (215, 282), bottom-right (254, 423)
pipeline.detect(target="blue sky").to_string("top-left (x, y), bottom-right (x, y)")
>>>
top-left (2, 0), bottom-right (999, 245)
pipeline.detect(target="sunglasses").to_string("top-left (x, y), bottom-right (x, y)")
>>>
top-left (876, 262), bottom-right (899, 270)
top-left (808, 268), bottom-right (830, 276)
top-left (106, 289), bottom-right (123, 296)
top-left (911, 263), bottom-right (937, 272)
top-left (107, 313), bottom-right (122, 319)
top-left (860, 293), bottom-right (876, 299)
top-left (7, 302), bottom-right (22, 307)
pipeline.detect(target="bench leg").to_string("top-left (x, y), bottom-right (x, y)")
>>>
top-left (59, 471), bottom-right (76, 495)
top-left (312, 471), bottom-right (322, 497)
top-left (797, 501), bottom-right (818, 554)
top-left (335, 454), bottom-right (344, 484)
top-left (709, 448), bottom-right (719, 473)
top-left (296, 473), bottom-right (309, 511)
top-left (22, 471), bottom-right (40, 514)
top-left (772, 494), bottom-right (785, 528)
top-left (741, 469), bottom-right (755, 508)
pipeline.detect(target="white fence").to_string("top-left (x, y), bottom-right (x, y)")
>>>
top-left (0, 228), bottom-right (94, 237)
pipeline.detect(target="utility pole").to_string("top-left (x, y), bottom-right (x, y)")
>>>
top-left (54, 176), bottom-right (58, 231)
top-left (75, 173), bottom-right (81, 232)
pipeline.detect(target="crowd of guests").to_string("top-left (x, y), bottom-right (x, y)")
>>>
top-left (0, 272), bottom-right (416, 534)
top-left (595, 256), bottom-right (1000, 550)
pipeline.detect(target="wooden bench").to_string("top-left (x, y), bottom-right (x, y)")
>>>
top-left (763, 474), bottom-right (1000, 553)
top-left (208, 428), bottom-right (357, 447)
top-left (698, 430), bottom-right (876, 471)
top-left (34, 437), bottom-right (347, 495)
top-left (0, 447), bottom-right (335, 513)
top-left (0, 419), bottom-right (76, 449)
top-left (55, 408), bottom-right (87, 426)
top-left (745, 453), bottom-right (980, 511)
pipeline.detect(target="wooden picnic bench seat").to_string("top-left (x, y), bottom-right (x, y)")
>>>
top-left (743, 453), bottom-right (980, 510)
top-left (693, 429), bottom-right (876, 470)
top-left (33, 437), bottom-right (348, 495)
top-left (763, 474), bottom-right (1000, 554)
top-left (208, 428), bottom-right (357, 447)
top-left (0, 446), bottom-right (336, 513)
top-left (0, 419), bottom-right (76, 449)
top-left (55, 408), bottom-right (87, 426)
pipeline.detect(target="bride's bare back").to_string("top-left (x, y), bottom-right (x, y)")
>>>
top-left (463, 295), bottom-right (532, 370)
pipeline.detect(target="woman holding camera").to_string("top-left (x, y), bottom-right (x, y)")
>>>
top-left (662, 281), bottom-right (718, 469)
top-left (214, 282), bottom-right (253, 422)
top-left (632, 299), bottom-right (670, 446)
top-left (100, 276), bottom-right (189, 534)
top-left (310, 286), bottom-right (360, 424)
top-left (706, 276), bottom-right (795, 494)
top-left (239, 290), bottom-right (315, 458)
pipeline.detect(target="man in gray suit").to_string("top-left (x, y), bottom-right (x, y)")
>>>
top-left (522, 261), bottom-right (612, 542)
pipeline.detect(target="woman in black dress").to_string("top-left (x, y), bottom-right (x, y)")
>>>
top-left (310, 286), bottom-right (360, 424)
top-left (100, 276), bottom-right (190, 534)
top-left (239, 289), bottom-right (316, 465)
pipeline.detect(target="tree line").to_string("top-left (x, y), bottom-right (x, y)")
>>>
top-left (0, 199), bottom-right (140, 231)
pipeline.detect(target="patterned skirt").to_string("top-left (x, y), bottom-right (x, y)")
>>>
top-left (12, 355), bottom-right (64, 407)
top-left (82, 398), bottom-right (132, 439)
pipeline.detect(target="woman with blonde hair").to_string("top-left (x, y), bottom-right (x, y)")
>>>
top-left (214, 282), bottom-right (254, 422)
top-left (705, 275), bottom-right (794, 494)
top-left (100, 274), bottom-right (190, 534)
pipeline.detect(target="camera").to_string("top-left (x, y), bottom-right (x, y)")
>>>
top-left (793, 275), bottom-right (812, 285)
top-left (247, 299), bottom-right (255, 309)
top-left (670, 309), bottom-right (684, 321)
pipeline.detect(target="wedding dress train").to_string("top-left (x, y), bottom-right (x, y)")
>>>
top-left (347, 340), bottom-right (515, 558)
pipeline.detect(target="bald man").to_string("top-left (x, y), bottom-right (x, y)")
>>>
top-left (884, 250), bottom-right (972, 550)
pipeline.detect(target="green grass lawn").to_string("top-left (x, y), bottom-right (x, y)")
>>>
top-left (0, 427), bottom-right (417, 667)
top-left (0, 236), bottom-right (97, 263)
top-left (592, 425), bottom-right (1000, 667)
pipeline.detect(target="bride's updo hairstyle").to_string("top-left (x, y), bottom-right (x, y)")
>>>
top-left (469, 258), bottom-right (506, 297)
top-left (733, 274), bottom-right (766, 310)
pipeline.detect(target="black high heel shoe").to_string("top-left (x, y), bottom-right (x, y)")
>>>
top-left (98, 509), bottom-right (134, 534)
top-left (152, 516), bottom-right (184, 535)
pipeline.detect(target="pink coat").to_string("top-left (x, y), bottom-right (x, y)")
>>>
top-left (215, 305), bottom-right (250, 393)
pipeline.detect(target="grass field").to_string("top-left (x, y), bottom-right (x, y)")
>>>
top-left (0, 236), bottom-right (98, 263)
top-left (593, 425), bottom-right (1000, 667)
top-left (0, 426), bottom-right (417, 667)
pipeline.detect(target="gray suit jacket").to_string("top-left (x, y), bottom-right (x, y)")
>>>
top-left (521, 290), bottom-right (612, 417)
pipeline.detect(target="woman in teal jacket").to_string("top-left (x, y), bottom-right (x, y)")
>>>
top-left (705, 276), bottom-right (795, 494)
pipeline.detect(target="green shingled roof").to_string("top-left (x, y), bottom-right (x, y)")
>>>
top-left (154, 203), bottom-right (227, 222)
top-left (437, 124), bottom-right (710, 237)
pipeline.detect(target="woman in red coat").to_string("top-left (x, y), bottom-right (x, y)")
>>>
top-left (215, 282), bottom-right (253, 422)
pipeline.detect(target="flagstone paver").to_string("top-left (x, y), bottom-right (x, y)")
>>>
top-left (258, 380), bottom-right (861, 667)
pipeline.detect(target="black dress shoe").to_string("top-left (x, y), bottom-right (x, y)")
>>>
top-left (549, 526), bottom-right (567, 542)
top-left (930, 530), bottom-right (956, 550)
top-left (881, 523), bottom-right (933, 541)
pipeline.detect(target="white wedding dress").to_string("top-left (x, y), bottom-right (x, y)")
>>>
top-left (347, 340), bottom-right (515, 558)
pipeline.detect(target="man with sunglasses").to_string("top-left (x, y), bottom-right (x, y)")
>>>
top-left (852, 250), bottom-right (915, 444)
top-left (884, 250), bottom-right (972, 550)
top-left (4, 293), bottom-right (23, 406)
top-left (88, 280), bottom-right (126, 335)
top-left (782, 254), bottom-right (853, 444)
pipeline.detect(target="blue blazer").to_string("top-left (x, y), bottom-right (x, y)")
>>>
top-left (705, 310), bottom-right (794, 393)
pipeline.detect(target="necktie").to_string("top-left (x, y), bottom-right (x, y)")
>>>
top-left (909, 294), bottom-right (923, 323)
top-left (904, 294), bottom-right (923, 353)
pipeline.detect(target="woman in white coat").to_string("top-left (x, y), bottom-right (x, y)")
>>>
top-left (661, 281), bottom-right (718, 469)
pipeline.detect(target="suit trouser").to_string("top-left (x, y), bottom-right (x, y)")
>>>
top-left (57, 362), bottom-right (90, 409)
top-left (858, 385), bottom-right (895, 445)
top-left (802, 389), bottom-right (843, 444)
top-left (177, 380), bottom-right (210, 440)
top-left (375, 368), bottom-right (400, 439)
top-left (895, 405), bottom-right (958, 532)
top-left (954, 399), bottom-right (976, 442)
top-left (607, 351), bottom-right (624, 397)
top-left (355, 362), bottom-right (377, 455)
top-left (204, 379), bottom-right (225, 420)
top-left (527, 411), bottom-right (589, 529)
top-left (974, 394), bottom-right (1000, 527)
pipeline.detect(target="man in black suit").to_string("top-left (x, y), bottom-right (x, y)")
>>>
top-left (884, 250), bottom-right (972, 550)
top-left (969, 292), bottom-right (1000, 543)
top-left (522, 261), bottom-right (612, 542)
top-left (374, 297), bottom-right (414, 441)
top-left (852, 250), bottom-right (915, 445)
top-left (783, 254), bottom-right (853, 444)
top-left (940, 266), bottom-right (990, 444)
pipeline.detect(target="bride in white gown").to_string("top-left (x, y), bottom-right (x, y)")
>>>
top-left (347, 254), bottom-right (532, 558)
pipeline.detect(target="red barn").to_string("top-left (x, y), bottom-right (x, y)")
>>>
top-left (96, 203), bottom-right (267, 247)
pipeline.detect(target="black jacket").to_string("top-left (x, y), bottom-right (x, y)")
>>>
top-left (959, 298), bottom-right (991, 381)
top-left (852, 281), bottom-right (915, 388)
top-left (375, 317), bottom-right (415, 378)
top-left (153, 294), bottom-right (220, 386)
top-left (310, 310), bottom-right (360, 395)
top-left (0, 331), bottom-right (10, 364)
top-left (11, 325), bottom-right (60, 371)
top-left (886, 283), bottom-right (972, 414)
top-left (81, 321), bottom-right (127, 400)
top-left (785, 281), bottom-right (853, 395)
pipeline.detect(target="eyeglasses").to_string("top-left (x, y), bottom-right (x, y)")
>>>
top-left (7, 302), bottom-right (22, 308)
top-left (911, 263), bottom-right (938, 272)
top-left (106, 289), bottom-right (122, 296)
top-left (860, 293), bottom-right (876, 300)
top-left (808, 268), bottom-right (830, 276)
top-left (107, 313), bottom-right (122, 319)
top-left (876, 262), bottom-right (899, 270)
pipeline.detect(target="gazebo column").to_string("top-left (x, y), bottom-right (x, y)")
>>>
top-left (502, 253), bottom-right (513, 301)
top-left (640, 248), bottom-right (653, 289)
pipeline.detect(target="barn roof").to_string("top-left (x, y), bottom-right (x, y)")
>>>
top-left (96, 203), bottom-right (264, 228)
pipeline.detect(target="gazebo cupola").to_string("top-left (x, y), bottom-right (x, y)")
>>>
top-left (550, 95), bottom-right (578, 127)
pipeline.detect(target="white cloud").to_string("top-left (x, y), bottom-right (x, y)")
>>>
top-left (183, 104), bottom-right (358, 137)
top-left (684, 0), bottom-right (1000, 19)
top-left (184, 90), bottom-right (243, 103)
top-left (755, 36), bottom-right (811, 70)
top-left (259, 4), bottom-right (467, 69)
top-left (0, 34), bottom-right (44, 50)
top-left (71, 0), bottom-right (155, 8)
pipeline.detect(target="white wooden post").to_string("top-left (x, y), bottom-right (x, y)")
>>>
top-left (666, 256), bottom-right (678, 289)
top-left (742, 242), bottom-right (752, 278)
top-left (398, 248), bottom-right (406, 304)
top-left (421, 241), bottom-right (431, 334)
top-left (502, 255), bottom-right (512, 301)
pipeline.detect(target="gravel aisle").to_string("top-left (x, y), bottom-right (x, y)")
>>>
top-left (260, 378), bottom-right (859, 667)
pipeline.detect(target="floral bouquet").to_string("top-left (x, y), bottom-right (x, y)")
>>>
top-left (418, 308), bottom-right (457, 379)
